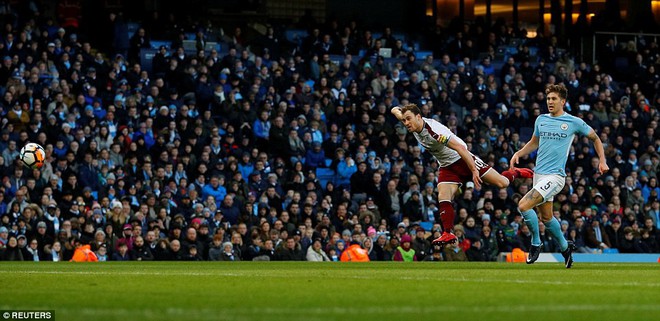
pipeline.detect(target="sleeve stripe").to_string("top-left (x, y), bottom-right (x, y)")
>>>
top-left (424, 122), bottom-right (449, 145)
top-left (424, 122), bottom-right (439, 140)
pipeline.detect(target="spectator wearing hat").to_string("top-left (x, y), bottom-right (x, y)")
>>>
top-left (111, 240), bottom-right (131, 261)
top-left (33, 221), bottom-right (54, 252)
top-left (305, 141), bottom-right (326, 171)
top-left (392, 234), bottom-right (416, 262)
top-left (350, 160), bottom-right (371, 200)
top-left (591, 192), bottom-right (608, 215)
top-left (268, 115), bottom-right (289, 159)
top-left (402, 190), bottom-right (424, 223)
top-left (248, 169), bottom-right (266, 196)
top-left (412, 226), bottom-right (431, 261)
top-left (465, 236), bottom-right (489, 261)
top-left (606, 217), bottom-right (625, 250)
top-left (217, 241), bottom-right (240, 261)
top-left (117, 223), bottom-right (134, 252)
top-left (236, 152), bottom-right (254, 182)
top-left (0, 225), bottom-right (8, 244)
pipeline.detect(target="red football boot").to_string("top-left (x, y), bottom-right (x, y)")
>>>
top-left (514, 167), bottom-right (534, 179)
top-left (432, 231), bottom-right (458, 245)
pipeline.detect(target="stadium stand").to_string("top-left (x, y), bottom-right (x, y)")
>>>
top-left (0, 1), bottom-right (659, 263)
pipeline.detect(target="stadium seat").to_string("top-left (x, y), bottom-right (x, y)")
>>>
top-left (328, 55), bottom-right (345, 64)
top-left (529, 47), bottom-right (539, 56)
top-left (316, 167), bottom-right (336, 188)
top-left (284, 29), bottom-right (308, 45)
top-left (150, 40), bottom-right (171, 50)
top-left (415, 51), bottom-right (433, 60)
top-left (205, 42), bottom-right (221, 52)
top-left (614, 57), bottom-right (628, 70)
top-left (140, 48), bottom-right (159, 72)
top-left (505, 46), bottom-right (518, 55)
top-left (392, 32), bottom-right (405, 42)
top-left (491, 61), bottom-right (505, 73)
top-left (419, 222), bottom-right (433, 232)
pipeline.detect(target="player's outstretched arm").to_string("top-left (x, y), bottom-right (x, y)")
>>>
top-left (510, 135), bottom-right (539, 169)
top-left (587, 129), bottom-right (609, 175)
top-left (391, 106), bottom-right (403, 121)
top-left (446, 137), bottom-right (482, 190)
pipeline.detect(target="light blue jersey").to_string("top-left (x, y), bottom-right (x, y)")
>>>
top-left (533, 112), bottom-right (591, 176)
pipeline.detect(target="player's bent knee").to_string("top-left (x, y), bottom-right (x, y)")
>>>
top-left (517, 200), bottom-right (535, 212)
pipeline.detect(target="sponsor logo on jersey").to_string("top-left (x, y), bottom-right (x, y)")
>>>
top-left (539, 131), bottom-right (568, 138)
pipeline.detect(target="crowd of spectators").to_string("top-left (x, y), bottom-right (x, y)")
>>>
top-left (0, 2), bottom-right (659, 263)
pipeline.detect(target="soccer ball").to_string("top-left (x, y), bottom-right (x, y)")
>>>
top-left (20, 143), bottom-right (46, 169)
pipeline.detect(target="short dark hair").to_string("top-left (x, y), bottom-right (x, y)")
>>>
top-left (400, 103), bottom-right (421, 116)
top-left (545, 83), bottom-right (568, 100)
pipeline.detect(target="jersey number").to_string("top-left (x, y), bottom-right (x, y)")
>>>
top-left (474, 157), bottom-right (487, 170)
top-left (539, 182), bottom-right (552, 191)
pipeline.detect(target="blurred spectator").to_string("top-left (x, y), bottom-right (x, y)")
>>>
top-left (392, 234), bottom-right (416, 261)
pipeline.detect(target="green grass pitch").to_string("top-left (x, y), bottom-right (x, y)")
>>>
top-left (1, 262), bottom-right (659, 321)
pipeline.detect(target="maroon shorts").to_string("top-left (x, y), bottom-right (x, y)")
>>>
top-left (437, 155), bottom-right (491, 184)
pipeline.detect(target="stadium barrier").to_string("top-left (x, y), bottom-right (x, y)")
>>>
top-left (498, 252), bottom-right (660, 263)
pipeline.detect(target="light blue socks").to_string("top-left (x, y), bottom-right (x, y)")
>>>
top-left (545, 216), bottom-right (568, 251)
top-left (520, 209), bottom-right (541, 246)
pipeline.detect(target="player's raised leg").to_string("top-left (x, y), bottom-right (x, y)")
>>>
top-left (502, 167), bottom-right (534, 182)
top-left (481, 167), bottom-right (534, 189)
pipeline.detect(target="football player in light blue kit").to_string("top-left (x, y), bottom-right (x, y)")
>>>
top-left (510, 83), bottom-right (609, 268)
